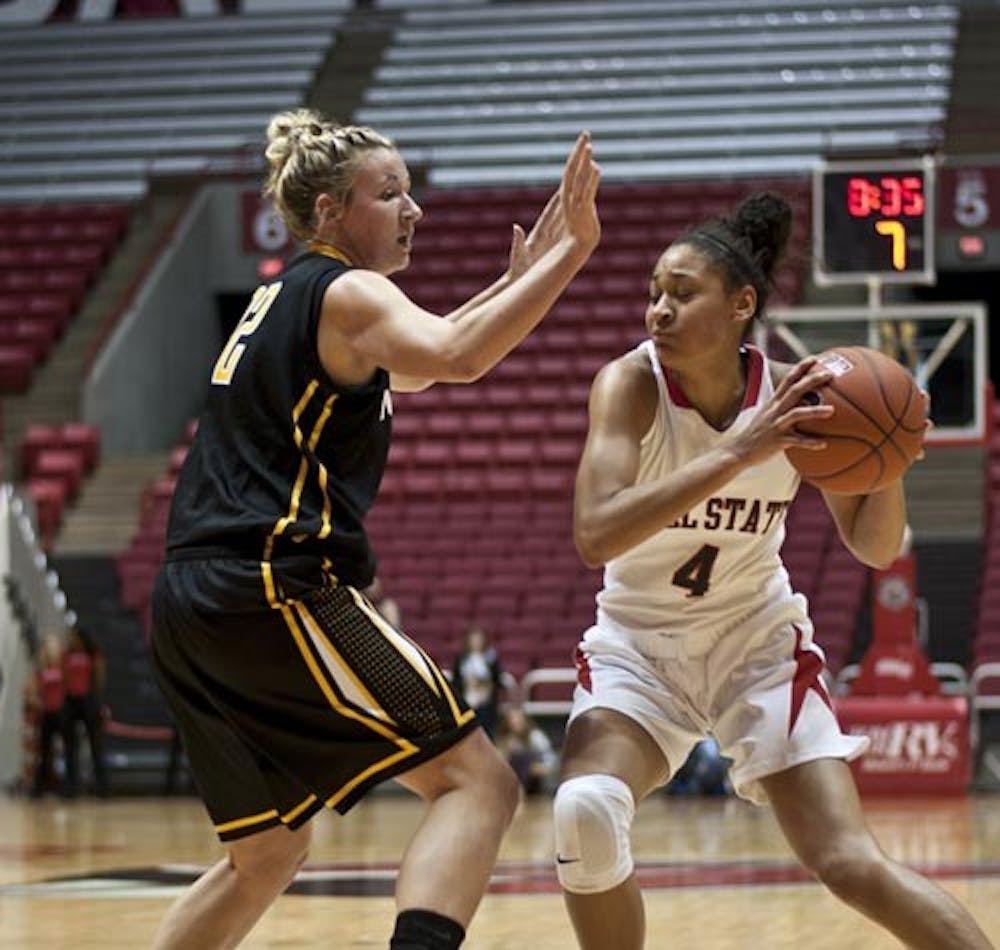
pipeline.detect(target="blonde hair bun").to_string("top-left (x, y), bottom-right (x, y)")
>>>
top-left (265, 108), bottom-right (333, 174)
top-left (262, 108), bottom-right (393, 241)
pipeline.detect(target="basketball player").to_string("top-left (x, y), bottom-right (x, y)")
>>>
top-left (554, 193), bottom-right (992, 949)
top-left (150, 109), bottom-right (599, 950)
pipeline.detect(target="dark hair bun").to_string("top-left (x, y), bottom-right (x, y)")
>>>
top-left (728, 192), bottom-right (792, 280)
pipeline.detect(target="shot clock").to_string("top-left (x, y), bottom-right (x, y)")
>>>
top-left (813, 158), bottom-right (936, 285)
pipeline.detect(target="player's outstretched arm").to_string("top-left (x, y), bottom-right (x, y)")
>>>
top-left (327, 132), bottom-right (600, 388)
top-left (389, 191), bottom-right (566, 393)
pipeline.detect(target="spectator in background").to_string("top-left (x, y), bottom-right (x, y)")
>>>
top-left (63, 625), bottom-right (110, 797)
top-left (453, 625), bottom-right (504, 739)
top-left (497, 705), bottom-right (557, 795)
top-left (29, 633), bottom-right (68, 798)
top-left (365, 574), bottom-right (402, 629)
top-left (666, 738), bottom-right (731, 797)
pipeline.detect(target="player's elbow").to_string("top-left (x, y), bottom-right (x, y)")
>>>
top-left (847, 536), bottom-right (898, 571)
top-left (576, 544), bottom-right (606, 571)
top-left (574, 521), bottom-right (609, 569)
top-left (434, 332), bottom-right (490, 382)
top-left (859, 545), bottom-right (899, 571)
top-left (852, 523), bottom-right (906, 571)
top-left (431, 349), bottom-right (483, 384)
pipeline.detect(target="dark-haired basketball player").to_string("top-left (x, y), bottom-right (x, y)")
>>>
top-left (553, 194), bottom-right (992, 949)
top-left (150, 109), bottom-right (600, 950)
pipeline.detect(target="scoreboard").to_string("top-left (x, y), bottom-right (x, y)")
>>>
top-left (936, 166), bottom-right (1000, 270)
top-left (814, 158), bottom-right (935, 285)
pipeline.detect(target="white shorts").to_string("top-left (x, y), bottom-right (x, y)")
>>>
top-left (568, 616), bottom-right (869, 805)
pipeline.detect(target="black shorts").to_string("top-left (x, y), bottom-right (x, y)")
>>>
top-left (151, 557), bottom-right (477, 841)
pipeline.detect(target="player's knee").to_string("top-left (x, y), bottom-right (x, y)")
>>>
top-left (484, 754), bottom-right (522, 824)
top-left (230, 824), bottom-right (311, 888)
top-left (553, 774), bottom-right (635, 895)
top-left (450, 746), bottom-right (521, 824)
top-left (804, 838), bottom-right (884, 903)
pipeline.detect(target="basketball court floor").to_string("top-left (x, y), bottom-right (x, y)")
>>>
top-left (2, 789), bottom-right (999, 948)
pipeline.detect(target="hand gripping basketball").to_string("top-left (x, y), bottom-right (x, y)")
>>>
top-left (785, 346), bottom-right (929, 494)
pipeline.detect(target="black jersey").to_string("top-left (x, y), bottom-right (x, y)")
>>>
top-left (165, 250), bottom-right (391, 591)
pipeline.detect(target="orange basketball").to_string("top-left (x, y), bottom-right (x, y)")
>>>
top-left (784, 346), bottom-right (927, 494)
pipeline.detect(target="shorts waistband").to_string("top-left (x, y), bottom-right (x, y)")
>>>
top-left (634, 632), bottom-right (716, 661)
top-left (595, 614), bottom-right (717, 661)
top-left (166, 545), bottom-right (261, 563)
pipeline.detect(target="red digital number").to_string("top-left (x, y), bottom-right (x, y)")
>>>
top-left (847, 177), bottom-right (875, 217)
top-left (901, 175), bottom-right (925, 216)
top-left (848, 174), bottom-right (925, 219)
top-left (880, 177), bottom-right (903, 217)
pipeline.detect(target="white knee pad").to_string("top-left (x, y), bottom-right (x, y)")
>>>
top-left (553, 774), bottom-right (635, 894)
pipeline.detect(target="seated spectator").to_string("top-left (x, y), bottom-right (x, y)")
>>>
top-left (453, 624), bottom-right (504, 739)
top-left (497, 705), bottom-right (557, 795)
top-left (364, 574), bottom-right (402, 629)
top-left (28, 633), bottom-right (68, 798)
top-left (63, 625), bottom-right (110, 797)
top-left (666, 737), bottom-right (731, 796)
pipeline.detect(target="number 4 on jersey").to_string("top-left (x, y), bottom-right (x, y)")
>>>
top-left (671, 544), bottom-right (720, 597)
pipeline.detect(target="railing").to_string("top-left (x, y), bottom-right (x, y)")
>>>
top-left (835, 661), bottom-right (971, 699)
top-left (0, 483), bottom-right (73, 788)
top-left (520, 667), bottom-right (577, 717)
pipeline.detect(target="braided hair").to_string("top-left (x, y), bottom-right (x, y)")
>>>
top-left (263, 108), bottom-right (394, 241)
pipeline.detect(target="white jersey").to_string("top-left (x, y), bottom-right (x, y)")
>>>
top-left (596, 340), bottom-right (807, 641)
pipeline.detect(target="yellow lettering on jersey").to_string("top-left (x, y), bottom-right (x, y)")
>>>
top-left (211, 282), bottom-right (283, 386)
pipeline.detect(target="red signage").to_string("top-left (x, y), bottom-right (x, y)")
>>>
top-left (241, 192), bottom-right (295, 255)
top-left (853, 553), bottom-right (939, 697)
top-left (837, 697), bottom-right (970, 794)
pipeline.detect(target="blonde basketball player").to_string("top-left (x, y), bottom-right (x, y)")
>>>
top-left (554, 193), bottom-right (992, 949)
top-left (151, 111), bottom-right (599, 950)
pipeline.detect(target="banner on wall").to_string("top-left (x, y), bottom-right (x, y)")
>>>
top-left (837, 697), bottom-right (971, 794)
top-left (241, 193), bottom-right (295, 256)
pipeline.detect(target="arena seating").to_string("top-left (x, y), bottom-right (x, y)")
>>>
top-left (365, 179), bottom-right (862, 676)
top-left (973, 400), bottom-right (1000, 689)
top-left (0, 8), bottom-right (344, 202)
top-left (361, 0), bottom-right (957, 186)
top-left (19, 0), bottom-right (881, 678)
top-left (114, 419), bottom-right (196, 633)
top-left (0, 203), bottom-right (129, 394)
top-left (19, 422), bottom-right (101, 549)
top-left (968, 398), bottom-right (1000, 762)
top-left (104, 178), bottom-right (869, 673)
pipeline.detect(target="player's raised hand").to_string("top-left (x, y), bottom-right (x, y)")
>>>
top-left (508, 134), bottom-right (599, 275)
top-left (559, 131), bottom-right (601, 255)
top-left (507, 190), bottom-right (562, 280)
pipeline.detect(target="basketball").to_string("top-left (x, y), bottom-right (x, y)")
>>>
top-left (784, 346), bottom-right (928, 494)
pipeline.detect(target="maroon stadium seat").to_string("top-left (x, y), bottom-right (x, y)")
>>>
top-left (60, 423), bottom-right (101, 472)
top-left (25, 476), bottom-right (67, 549)
top-left (0, 345), bottom-right (35, 392)
top-left (32, 449), bottom-right (86, 502)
